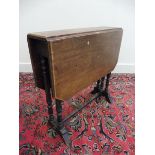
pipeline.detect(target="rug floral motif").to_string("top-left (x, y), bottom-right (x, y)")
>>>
top-left (19, 73), bottom-right (135, 155)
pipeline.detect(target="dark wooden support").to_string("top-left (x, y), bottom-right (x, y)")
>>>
top-left (100, 77), bottom-right (105, 91)
top-left (91, 80), bottom-right (100, 94)
top-left (105, 73), bottom-right (111, 92)
top-left (95, 76), bottom-right (105, 103)
top-left (92, 76), bottom-right (105, 94)
top-left (91, 73), bottom-right (112, 103)
top-left (41, 58), bottom-right (71, 146)
top-left (55, 99), bottom-right (71, 147)
top-left (103, 73), bottom-right (112, 103)
top-left (55, 99), bottom-right (63, 129)
top-left (41, 56), bottom-right (54, 123)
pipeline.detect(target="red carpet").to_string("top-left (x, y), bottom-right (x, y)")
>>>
top-left (19, 73), bottom-right (135, 155)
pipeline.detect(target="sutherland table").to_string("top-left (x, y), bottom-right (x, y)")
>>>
top-left (27, 27), bottom-right (123, 146)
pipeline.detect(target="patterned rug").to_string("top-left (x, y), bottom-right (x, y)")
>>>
top-left (19, 73), bottom-right (135, 155)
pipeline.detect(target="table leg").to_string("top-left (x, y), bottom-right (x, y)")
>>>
top-left (92, 76), bottom-right (105, 93)
top-left (41, 57), bottom-right (71, 146)
top-left (104, 72), bottom-right (112, 103)
top-left (55, 99), bottom-right (63, 129)
top-left (91, 79), bottom-right (100, 94)
top-left (55, 99), bottom-right (71, 147)
top-left (100, 77), bottom-right (105, 91)
top-left (91, 73), bottom-right (112, 103)
top-left (41, 57), bottom-right (54, 123)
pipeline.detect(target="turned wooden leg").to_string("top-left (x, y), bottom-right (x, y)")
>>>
top-left (105, 73), bottom-right (111, 92)
top-left (55, 99), bottom-right (71, 147)
top-left (41, 56), bottom-right (54, 123)
top-left (104, 72), bottom-right (112, 103)
top-left (91, 79), bottom-right (100, 94)
top-left (100, 77), bottom-right (105, 91)
top-left (92, 76), bottom-right (105, 95)
top-left (91, 77), bottom-right (104, 103)
top-left (55, 99), bottom-right (63, 129)
top-left (91, 74), bottom-right (112, 103)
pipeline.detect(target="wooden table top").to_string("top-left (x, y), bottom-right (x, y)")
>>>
top-left (28, 26), bottom-right (122, 40)
top-left (28, 27), bottom-right (123, 100)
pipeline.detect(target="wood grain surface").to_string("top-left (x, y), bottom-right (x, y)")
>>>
top-left (27, 27), bottom-right (123, 101)
top-left (49, 29), bottom-right (123, 100)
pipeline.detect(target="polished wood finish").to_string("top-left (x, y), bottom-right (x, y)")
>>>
top-left (27, 27), bottom-right (123, 100)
